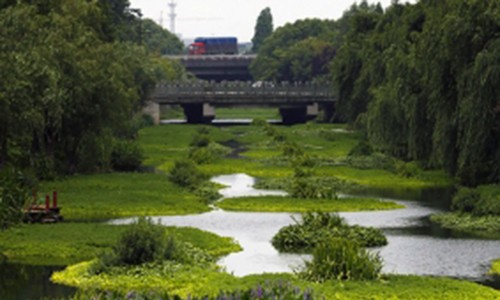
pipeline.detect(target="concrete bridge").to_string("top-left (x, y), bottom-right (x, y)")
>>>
top-left (166, 55), bottom-right (255, 81)
top-left (145, 81), bottom-right (335, 124)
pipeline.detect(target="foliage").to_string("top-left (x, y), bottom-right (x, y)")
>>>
top-left (452, 185), bottom-right (500, 216)
top-left (0, 166), bottom-right (33, 229)
top-left (0, 223), bottom-right (240, 266)
top-left (140, 19), bottom-right (184, 55)
top-left (491, 259), bottom-right (500, 276)
top-left (72, 280), bottom-right (315, 300)
top-left (0, 1), bottom-right (184, 179)
top-left (250, 19), bottom-right (337, 82)
top-left (430, 213), bottom-right (500, 238)
top-left (111, 140), bottom-right (143, 172)
top-left (251, 7), bottom-right (273, 53)
top-left (40, 172), bottom-right (209, 221)
top-left (348, 140), bottom-right (373, 157)
top-left (331, 0), bottom-right (500, 186)
top-left (300, 237), bottom-right (382, 282)
top-left (216, 196), bottom-right (403, 213)
top-left (168, 159), bottom-right (206, 188)
top-left (112, 217), bottom-right (171, 266)
top-left (272, 212), bottom-right (387, 253)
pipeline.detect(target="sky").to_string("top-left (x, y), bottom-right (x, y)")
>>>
top-left (129, 0), bottom-right (415, 42)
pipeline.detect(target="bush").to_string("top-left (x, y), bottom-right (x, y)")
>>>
top-left (111, 140), bottom-right (143, 172)
top-left (272, 212), bottom-right (387, 253)
top-left (452, 187), bottom-right (480, 213)
top-left (395, 161), bottom-right (421, 178)
top-left (0, 166), bottom-right (32, 229)
top-left (300, 237), bottom-right (382, 282)
top-left (190, 134), bottom-right (211, 148)
top-left (168, 159), bottom-right (206, 187)
top-left (348, 140), bottom-right (373, 156)
top-left (290, 170), bottom-right (340, 199)
top-left (189, 143), bottom-right (231, 164)
top-left (114, 217), bottom-right (168, 265)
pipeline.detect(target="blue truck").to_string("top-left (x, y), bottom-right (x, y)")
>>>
top-left (188, 37), bottom-right (238, 55)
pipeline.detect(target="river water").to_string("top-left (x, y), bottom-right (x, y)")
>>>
top-left (111, 173), bottom-right (500, 284)
top-left (3, 173), bottom-right (500, 299)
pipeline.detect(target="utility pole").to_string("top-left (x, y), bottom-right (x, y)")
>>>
top-left (168, 1), bottom-right (177, 34)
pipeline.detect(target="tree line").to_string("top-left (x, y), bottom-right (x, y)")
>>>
top-left (0, 0), bottom-right (185, 227)
top-left (251, 0), bottom-right (500, 187)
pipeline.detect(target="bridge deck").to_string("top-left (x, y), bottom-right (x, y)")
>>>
top-left (151, 82), bottom-right (335, 105)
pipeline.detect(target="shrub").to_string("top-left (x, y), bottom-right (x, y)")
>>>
top-left (395, 161), bottom-right (421, 178)
top-left (190, 134), bottom-right (211, 148)
top-left (348, 140), bottom-right (373, 156)
top-left (0, 166), bottom-right (32, 229)
top-left (452, 187), bottom-right (480, 213)
top-left (272, 212), bottom-right (387, 252)
top-left (300, 237), bottom-right (382, 282)
top-left (111, 140), bottom-right (143, 172)
top-left (168, 159), bottom-right (206, 187)
top-left (114, 217), bottom-right (167, 265)
top-left (189, 143), bottom-right (231, 164)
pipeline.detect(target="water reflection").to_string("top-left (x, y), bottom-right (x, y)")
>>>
top-left (0, 263), bottom-right (75, 300)
top-left (111, 174), bottom-right (500, 281)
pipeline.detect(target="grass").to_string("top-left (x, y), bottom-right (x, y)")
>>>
top-left (491, 258), bottom-right (500, 276)
top-left (430, 212), bottom-right (500, 238)
top-left (40, 173), bottom-right (210, 221)
top-left (0, 223), bottom-right (240, 266)
top-left (216, 196), bottom-right (403, 212)
top-left (52, 263), bottom-right (500, 299)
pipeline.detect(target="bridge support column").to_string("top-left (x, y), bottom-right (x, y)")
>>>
top-left (280, 103), bottom-right (319, 124)
top-left (320, 103), bottom-right (335, 122)
top-left (182, 103), bottom-right (215, 123)
top-left (143, 101), bottom-right (160, 125)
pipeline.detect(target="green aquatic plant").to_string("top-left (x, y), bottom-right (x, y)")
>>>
top-left (300, 237), bottom-right (382, 282)
top-left (272, 212), bottom-right (387, 252)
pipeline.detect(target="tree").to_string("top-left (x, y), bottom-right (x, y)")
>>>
top-left (251, 7), bottom-right (273, 53)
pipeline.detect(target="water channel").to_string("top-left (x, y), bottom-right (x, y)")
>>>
top-left (2, 173), bottom-right (500, 299)
top-left (112, 174), bottom-right (500, 284)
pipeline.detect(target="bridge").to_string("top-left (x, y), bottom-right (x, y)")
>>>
top-left (166, 55), bottom-right (255, 81)
top-left (145, 82), bottom-right (335, 124)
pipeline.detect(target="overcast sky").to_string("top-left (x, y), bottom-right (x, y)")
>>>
top-left (129, 0), bottom-right (415, 42)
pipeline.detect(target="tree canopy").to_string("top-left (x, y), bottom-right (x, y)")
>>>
top-left (251, 7), bottom-right (273, 53)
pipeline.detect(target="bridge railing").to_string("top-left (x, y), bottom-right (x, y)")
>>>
top-left (153, 81), bottom-right (334, 99)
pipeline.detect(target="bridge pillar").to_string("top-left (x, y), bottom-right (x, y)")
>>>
top-left (280, 103), bottom-right (319, 124)
top-left (143, 101), bottom-right (160, 125)
top-left (320, 103), bottom-right (335, 122)
top-left (182, 103), bottom-right (215, 123)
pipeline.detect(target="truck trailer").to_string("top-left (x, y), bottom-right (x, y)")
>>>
top-left (189, 37), bottom-right (238, 55)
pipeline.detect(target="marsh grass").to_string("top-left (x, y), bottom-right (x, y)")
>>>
top-left (490, 259), bottom-right (500, 276)
top-left (55, 264), bottom-right (500, 300)
top-left (0, 223), bottom-right (240, 266)
top-left (272, 212), bottom-right (387, 253)
top-left (40, 173), bottom-right (210, 221)
top-left (216, 196), bottom-right (403, 212)
top-left (300, 237), bottom-right (382, 282)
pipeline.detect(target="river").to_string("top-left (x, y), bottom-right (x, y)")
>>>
top-left (2, 173), bottom-right (500, 299)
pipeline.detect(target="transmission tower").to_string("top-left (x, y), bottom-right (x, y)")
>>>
top-left (168, 1), bottom-right (177, 34)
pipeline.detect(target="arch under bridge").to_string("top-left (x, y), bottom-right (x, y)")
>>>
top-left (145, 81), bottom-right (336, 124)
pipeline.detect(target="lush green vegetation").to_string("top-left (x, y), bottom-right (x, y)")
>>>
top-left (217, 196), bottom-right (402, 212)
top-left (431, 185), bottom-right (500, 236)
top-left (0, 222), bottom-right (240, 266)
top-left (491, 259), bottom-right (500, 276)
top-left (54, 265), bottom-right (500, 299)
top-left (272, 212), bottom-right (387, 253)
top-left (251, 7), bottom-right (274, 53)
top-left (40, 172), bottom-right (210, 221)
top-left (300, 237), bottom-right (382, 282)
